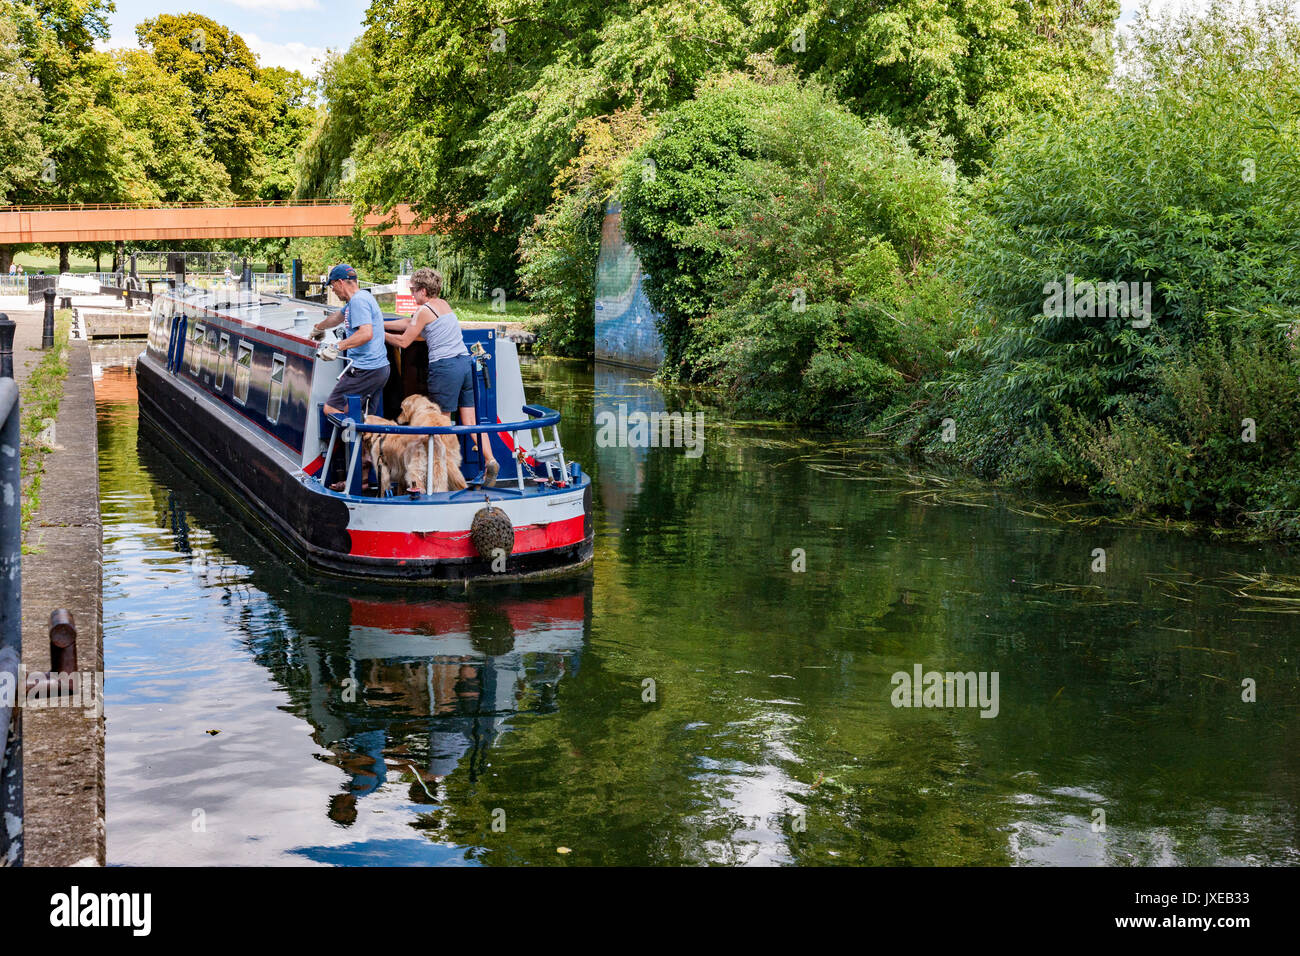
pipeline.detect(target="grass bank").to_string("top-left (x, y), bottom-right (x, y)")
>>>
top-left (446, 297), bottom-right (545, 326)
top-left (19, 309), bottom-right (72, 550)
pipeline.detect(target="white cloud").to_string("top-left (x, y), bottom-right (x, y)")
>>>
top-left (94, 31), bottom-right (326, 78)
top-left (243, 33), bottom-right (327, 77)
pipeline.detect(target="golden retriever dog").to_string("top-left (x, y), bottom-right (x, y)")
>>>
top-left (363, 415), bottom-right (428, 495)
top-left (394, 395), bottom-right (468, 493)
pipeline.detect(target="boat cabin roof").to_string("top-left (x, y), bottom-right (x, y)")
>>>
top-left (172, 288), bottom-right (332, 348)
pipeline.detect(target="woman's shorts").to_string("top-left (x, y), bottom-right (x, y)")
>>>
top-left (427, 354), bottom-right (475, 412)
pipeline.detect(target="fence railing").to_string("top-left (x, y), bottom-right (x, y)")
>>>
top-left (2, 273), bottom-right (293, 297)
top-left (0, 312), bottom-right (22, 866)
top-left (175, 274), bottom-right (290, 294)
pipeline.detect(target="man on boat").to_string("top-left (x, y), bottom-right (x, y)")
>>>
top-left (311, 263), bottom-right (391, 419)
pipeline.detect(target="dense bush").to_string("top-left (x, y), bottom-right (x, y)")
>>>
top-left (1069, 335), bottom-right (1300, 520)
top-left (621, 67), bottom-right (962, 425)
top-left (618, 72), bottom-right (765, 372)
top-left (916, 1), bottom-right (1300, 528)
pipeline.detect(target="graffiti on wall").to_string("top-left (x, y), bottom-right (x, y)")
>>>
top-left (594, 201), bottom-right (664, 370)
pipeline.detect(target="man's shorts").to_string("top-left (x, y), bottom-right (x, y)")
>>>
top-left (325, 363), bottom-right (390, 417)
top-left (427, 354), bottom-right (475, 412)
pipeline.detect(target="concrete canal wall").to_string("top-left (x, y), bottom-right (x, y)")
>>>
top-left (7, 309), bottom-right (105, 866)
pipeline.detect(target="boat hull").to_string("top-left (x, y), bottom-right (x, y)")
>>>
top-left (137, 354), bottom-right (594, 585)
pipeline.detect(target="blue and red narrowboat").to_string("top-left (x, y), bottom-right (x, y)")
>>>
top-left (136, 284), bottom-right (593, 584)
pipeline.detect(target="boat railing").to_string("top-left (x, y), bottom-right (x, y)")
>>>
top-left (319, 399), bottom-right (573, 497)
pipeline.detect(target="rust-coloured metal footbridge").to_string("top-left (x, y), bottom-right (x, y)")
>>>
top-left (0, 201), bottom-right (437, 244)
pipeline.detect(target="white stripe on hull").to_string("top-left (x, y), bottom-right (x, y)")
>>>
top-left (340, 488), bottom-right (586, 533)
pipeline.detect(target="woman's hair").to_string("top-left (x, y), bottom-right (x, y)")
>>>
top-left (409, 267), bottom-right (443, 298)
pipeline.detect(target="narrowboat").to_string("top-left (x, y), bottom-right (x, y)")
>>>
top-left (136, 283), bottom-right (593, 584)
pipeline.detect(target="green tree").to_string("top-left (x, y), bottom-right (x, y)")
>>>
top-left (296, 39), bottom-right (375, 200)
top-left (5, 0), bottom-right (149, 270)
top-left (336, 1), bottom-right (747, 292)
top-left (318, 0), bottom-right (1115, 298)
top-left (256, 67), bottom-right (317, 201)
top-left (620, 67), bottom-right (961, 421)
top-left (135, 13), bottom-right (273, 196)
top-left (0, 12), bottom-right (44, 204)
top-left (111, 48), bottom-right (232, 203)
top-left (756, 0), bottom-right (1120, 172)
top-left (924, 0), bottom-right (1300, 516)
top-left (518, 106), bottom-right (656, 356)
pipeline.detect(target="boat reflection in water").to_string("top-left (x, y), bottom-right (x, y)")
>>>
top-left (131, 416), bottom-right (590, 860)
top-left (309, 594), bottom-right (586, 826)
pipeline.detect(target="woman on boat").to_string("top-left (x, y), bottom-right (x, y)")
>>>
top-left (385, 268), bottom-right (499, 485)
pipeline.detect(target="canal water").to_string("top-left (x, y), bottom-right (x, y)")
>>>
top-left (96, 343), bottom-right (1300, 865)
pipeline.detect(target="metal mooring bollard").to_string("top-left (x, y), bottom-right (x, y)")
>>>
top-left (42, 288), bottom-right (55, 349)
top-left (0, 313), bottom-right (13, 378)
top-left (23, 610), bottom-right (78, 700)
top-left (49, 609), bottom-right (76, 674)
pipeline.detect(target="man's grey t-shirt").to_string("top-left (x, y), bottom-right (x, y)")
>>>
top-left (342, 290), bottom-right (389, 370)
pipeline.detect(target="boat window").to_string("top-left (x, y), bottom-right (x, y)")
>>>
top-left (267, 354), bottom-right (286, 424)
top-left (149, 302), bottom-right (171, 354)
top-left (205, 327), bottom-right (218, 377)
top-left (189, 323), bottom-right (205, 375)
top-left (233, 342), bottom-right (253, 405)
top-left (216, 334), bottom-right (230, 389)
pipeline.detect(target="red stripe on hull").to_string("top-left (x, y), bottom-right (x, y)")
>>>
top-left (348, 514), bottom-right (586, 561)
top-left (348, 594), bottom-right (586, 631)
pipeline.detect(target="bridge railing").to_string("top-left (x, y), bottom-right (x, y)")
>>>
top-left (0, 199), bottom-right (352, 212)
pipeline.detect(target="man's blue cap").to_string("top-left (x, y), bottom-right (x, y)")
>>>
top-left (327, 264), bottom-right (357, 283)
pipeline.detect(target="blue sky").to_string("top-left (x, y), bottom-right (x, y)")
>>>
top-left (100, 0), bottom-right (371, 76)
top-left (96, 0), bottom-right (1200, 78)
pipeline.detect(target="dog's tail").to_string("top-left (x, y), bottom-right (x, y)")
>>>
top-left (439, 433), bottom-right (468, 491)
